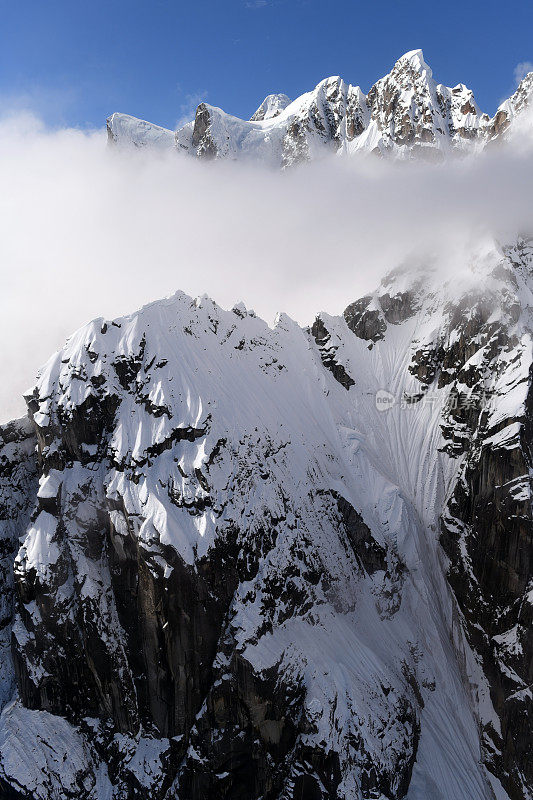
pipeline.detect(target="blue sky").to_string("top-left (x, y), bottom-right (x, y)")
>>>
top-left (1, 0), bottom-right (532, 130)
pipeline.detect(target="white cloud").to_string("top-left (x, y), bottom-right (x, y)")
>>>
top-left (175, 91), bottom-right (206, 128)
top-left (514, 61), bottom-right (533, 86)
top-left (1, 112), bottom-right (533, 422)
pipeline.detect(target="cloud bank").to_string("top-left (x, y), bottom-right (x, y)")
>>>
top-left (1, 110), bottom-right (533, 421)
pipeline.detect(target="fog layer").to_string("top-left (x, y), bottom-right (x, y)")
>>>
top-left (1, 111), bottom-right (532, 421)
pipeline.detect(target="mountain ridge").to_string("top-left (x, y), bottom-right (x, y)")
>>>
top-left (107, 49), bottom-right (533, 165)
top-left (0, 233), bottom-right (532, 798)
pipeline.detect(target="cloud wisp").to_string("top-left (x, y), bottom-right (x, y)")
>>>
top-left (175, 91), bottom-right (207, 129)
top-left (1, 110), bottom-right (533, 422)
top-left (514, 61), bottom-right (533, 86)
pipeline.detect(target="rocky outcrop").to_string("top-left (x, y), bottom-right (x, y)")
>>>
top-left (190, 103), bottom-right (218, 159)
top-left (0, 420), bottom-right (37, 713)
top-left (343, 285), bottom-right (418, 344)
top-left (311, 316), bottom-right (355, 389)
top-left (344, 295), bottom-right (387, 343)
top-left (488, 72), bottom-right (533, 142)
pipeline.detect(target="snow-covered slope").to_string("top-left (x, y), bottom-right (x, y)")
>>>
top-left (106, 113), bottom-right (176, 149)
top-left (107, 50), bottom-right (533, 165)
top-left (0, 236), bottom-right (532, 799)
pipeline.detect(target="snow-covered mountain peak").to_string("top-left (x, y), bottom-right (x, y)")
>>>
top-left (250, 92), bottom-right (291, 121)
top-left (392, 48), bottom-right (433, 78)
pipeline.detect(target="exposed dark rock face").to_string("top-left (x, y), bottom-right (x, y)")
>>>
top-left (335, 494), bottom-right (387, 574)
top-left (0, 420), bottom-right (38, 710)
top-left (0, 422), bottom-right (38, 799)
top-left (191, 103), bottom-right (218, 159)
top-left (311, 316), bottom-right (355, 389)
top-left (344, 288), bottom-right (418, 344)
top-left (379, 291), bottom-right (418, 325)
top-left (190, 103), bottom-right (210, 146)
top-left (436, 245), bottom-right (533, 799)
top-left (441, 434), bottom-right (533, 799)
top-left (344, 295), bottom-right (387, 343)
